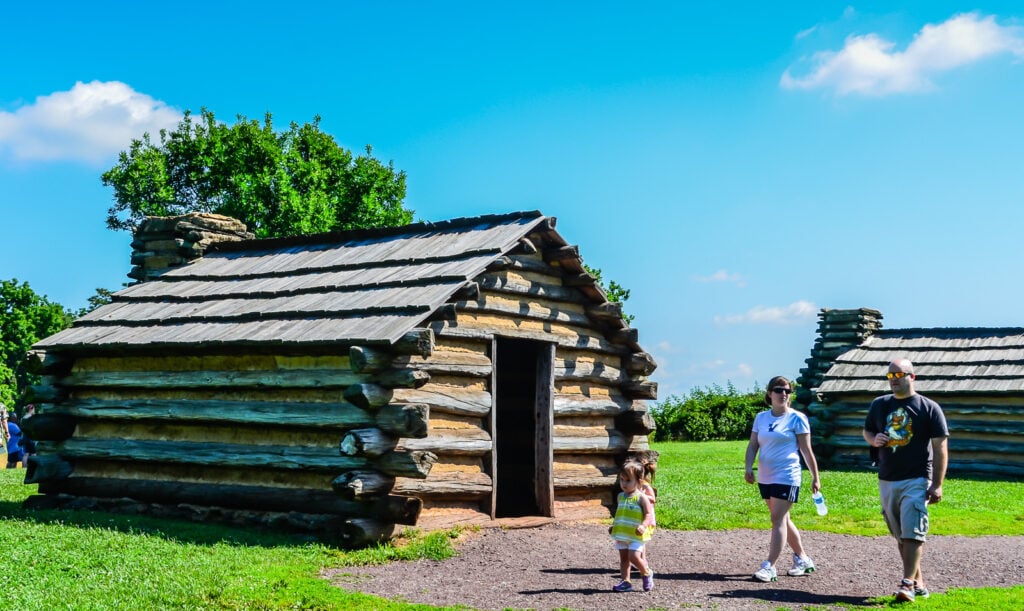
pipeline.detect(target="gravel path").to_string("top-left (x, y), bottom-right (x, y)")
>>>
top-left (328, 523), bottom-right (1024, 610)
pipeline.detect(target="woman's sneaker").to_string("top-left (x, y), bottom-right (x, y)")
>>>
top-left (914, 582), bottom-right (930, 599)
top-left (787, 554), bottom-right (816, 576)
top-left (612, 580), bottom-right (633, 592)
top-left (754, 560), bottom-right (778, 582)
top-left (641, 572), bottom-right (654, 591)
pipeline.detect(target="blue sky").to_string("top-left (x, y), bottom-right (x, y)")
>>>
top-left (3, 2), bottom-right (1024, 398)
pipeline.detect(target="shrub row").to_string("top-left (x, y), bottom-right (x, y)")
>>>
top-left (650, 383), bottom-right (766, 442)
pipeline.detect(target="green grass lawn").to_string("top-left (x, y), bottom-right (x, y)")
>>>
top-left (652, 440), bottom-right (1024, 536)
top-left (0, 470), bottom-right (461, 610)
top-left (2, 440), bottom-right (1023, 610)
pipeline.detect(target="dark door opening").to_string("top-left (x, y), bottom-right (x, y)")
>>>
top-left (492, 337), bottom-right (553, 518)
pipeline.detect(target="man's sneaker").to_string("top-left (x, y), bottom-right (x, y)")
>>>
top-left (787, 554), bottom-right (816, 576)
top-left (914, 582), bottom-right (930, 599)
top-left (641, 572), bottom-right (654, 591)
top-left (895, 578), bottom-right (916, 602)
top-left (754, 560), bottom-right (778, 582)
top-left (612, 580), bottom-right (633, 592)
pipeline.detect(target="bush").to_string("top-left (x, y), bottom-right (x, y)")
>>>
top-left (651, 382), bottom-right (765, 442)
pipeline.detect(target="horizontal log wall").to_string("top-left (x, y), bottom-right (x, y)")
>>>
top-left (26, 348), bottom-right (434, 543)
top-left (809, 393), bottom-right (1024, 477)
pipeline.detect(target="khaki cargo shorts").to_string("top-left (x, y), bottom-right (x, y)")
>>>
top-left (879, 477), bottom-right (929, 542)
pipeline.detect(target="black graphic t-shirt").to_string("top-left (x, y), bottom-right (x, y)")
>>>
top-left (864, 393), bottom-right (949, 482)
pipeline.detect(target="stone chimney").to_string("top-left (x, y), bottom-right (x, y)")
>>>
top-left (129, 213), bottom-right (253, 281)
top-left (795, 307), bottom-right (882, 407)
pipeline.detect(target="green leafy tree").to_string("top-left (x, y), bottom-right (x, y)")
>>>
top-left (0, 280), bottom-right (75, 408)
top-left (76, 287), bottom-right (116, 317)
top-left (583, 264), bottom-right (634, 324)
top-left (102, 109), bottom-right (413, 238)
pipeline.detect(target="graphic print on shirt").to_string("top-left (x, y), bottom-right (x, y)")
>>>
top-left (885, 407), bottom-right (913, 450)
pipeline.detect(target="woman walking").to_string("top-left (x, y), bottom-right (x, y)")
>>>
top-left (744, 375), bottom-right (822, 582)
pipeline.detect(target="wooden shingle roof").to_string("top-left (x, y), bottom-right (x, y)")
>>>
top-left (818, 327), bottom-right (1024, 395)
top-left (38, 210), bottom-right (588, 353)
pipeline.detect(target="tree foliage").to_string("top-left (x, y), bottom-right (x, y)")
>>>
top-left (650, 383), bottom-right (766, 442)
top-left (0, 280), bottom-right (75, 408)
top-left (77, 287), bottom-right (116, 317)
top-left (583, 264), bottom-right (634, 324)
top-left (102, 109), bottom-right (413, 238)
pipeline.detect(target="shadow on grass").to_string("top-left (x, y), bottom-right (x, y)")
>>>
top-left (0, 499), bottom-right (314, 548)
top-left (710, 587), bottom-right (875, 607)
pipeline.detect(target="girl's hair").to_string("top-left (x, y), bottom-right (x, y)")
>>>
top-left (640, 456), bottom-right (657, 485)
top-left (764, 375), bottom-right (792, 406)
top-left (620, 460), bottom-right (645, 482)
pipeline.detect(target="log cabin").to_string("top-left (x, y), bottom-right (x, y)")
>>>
top-left (26, 210), bottom-right (658, 545)
top-left (796, 307), bottom-right (1024, 477)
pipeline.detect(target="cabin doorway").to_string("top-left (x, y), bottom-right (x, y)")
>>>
top-left (491, 337), bottom-right (554, 518)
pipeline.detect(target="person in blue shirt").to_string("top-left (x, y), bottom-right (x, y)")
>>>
top-left (6, 414), bottom-right (25, 468)
top-left (0, 402), bottom-right (8, 465)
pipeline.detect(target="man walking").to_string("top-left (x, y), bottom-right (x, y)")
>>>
top-left (863, 358), bottom-right (949, 603)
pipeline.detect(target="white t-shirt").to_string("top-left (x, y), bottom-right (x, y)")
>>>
top-left (752, 409), bottom-right (810, 486)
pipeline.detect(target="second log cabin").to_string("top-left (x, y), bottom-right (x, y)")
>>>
top-left (27, 210), bottom-right (658, 544)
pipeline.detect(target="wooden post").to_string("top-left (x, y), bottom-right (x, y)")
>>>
top-left (543, 245), bottom-right (579, 263)
top-left (374, 369), bottom-right (430, 389)
top-left (586, 302), bottom-right (623, 323)
top-left (349, 346), bottom-right (393, 374)
top-left (344, 383), bottom-right (393, 410)
top-left (615, 410), bottom-right (656, 436)
top-left (625, 352), bottom-right (658, 376)
top-left (339, 428), bottom-right (398, 458)
top-left (393, 329), bottom-right (435, 357)
top-left (624, 380), bottom-right (658, 400)
top-left (24, 454), bottom-right (74, 484)
top-left (20, 413), bottom-right (76, 441)
top-left (331, 470), bottom-right (395, 499)
top-left (337, 518), bottom-right (397, 548)
top-left (375, 403), bottom-right (429, 438)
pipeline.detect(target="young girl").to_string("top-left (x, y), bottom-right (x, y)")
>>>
top-left (610, 460), bottom-right (655, 592)
top-left (630, 456), bottom-right (658, 573)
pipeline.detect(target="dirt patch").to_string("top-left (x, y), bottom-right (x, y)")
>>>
top-left (328, 523), bottom-right (1024, 610)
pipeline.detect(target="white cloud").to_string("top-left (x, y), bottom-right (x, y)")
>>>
top-left (795, 25), bottom-right (818, 41)
top-left (693, 269), bottom-right (747, 288)
top-left (781, 12), bottom-right (1024, 96)
top-left (653, 340), bottom-right (675, 354)
top-left (714, 300), bottom-right (818, 325)
top-left (0, 81), bottom-right (182, 164)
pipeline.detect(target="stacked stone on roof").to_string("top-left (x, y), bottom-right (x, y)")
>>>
top-left (129, 213), bottom-right (254, 281)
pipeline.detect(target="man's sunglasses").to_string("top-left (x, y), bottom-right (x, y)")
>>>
top-left (886, 372), bottom-right (911, 380)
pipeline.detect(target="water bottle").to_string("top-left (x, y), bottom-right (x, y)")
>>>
top-left (812, 491), bottom-right (828, 516)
